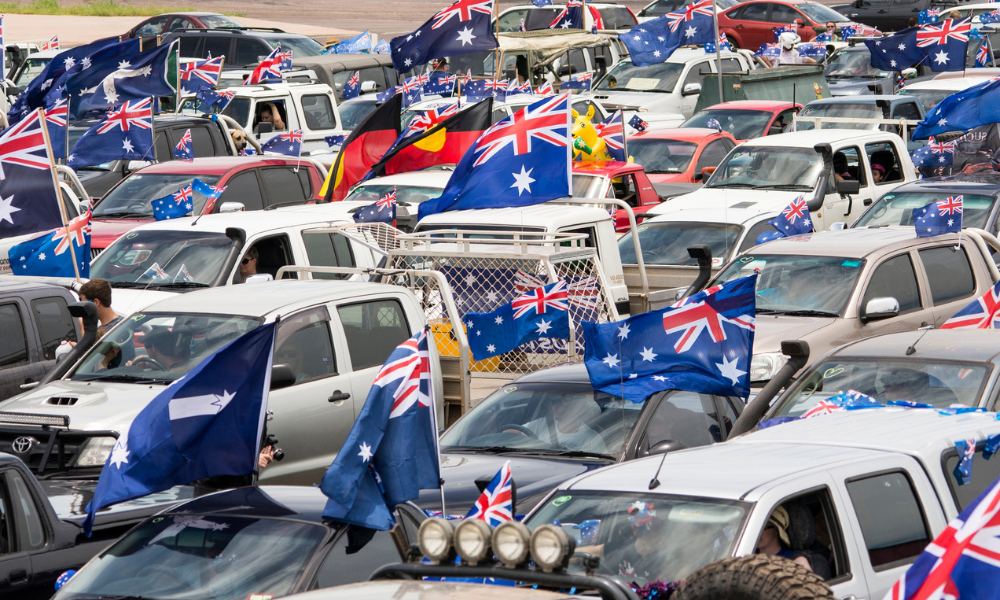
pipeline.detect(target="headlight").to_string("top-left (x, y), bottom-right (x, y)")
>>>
top-left (417, 517), bottom-right (455, 564)
top-left (76, 437), bottom-right (117, 467)
top-left (530, 524), bottom-right (575, 572)
top-left (750, 352), bottom-right (787, 382)
top-left (454, 518), bottom-right (493, 566)
top-left (492, 521), bottom-right (531, 567)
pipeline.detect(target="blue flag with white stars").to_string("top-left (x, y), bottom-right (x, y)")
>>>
top-left (68, 98), bottom-right (155, 169)
top-left (549, 0), bottom-right (584, 30)
top-left (417, 93), bottom-right (572, 220)
top-left (67, 40), bottom-right (179, 118)
top-left (769, 196), bottom-right (813, 237)
top-left (390, 0), bottom-right (498, 73)
top-left (343, 71), bottom-right (361, 100)
top-left (912, 138), bottom-right (955, 167)
top-left (866, 19), bottom-right (972, 73)
top-left (327, 30), bottom-right (372, 54)
top-left (621, 0), bottom-right (716, 67)
top-left (152, 185), bottom-right (195, 221)
top-left (465, 280), bottom-right (572, 360)
top-left (582, 273), bottom-right (757, 402)
top-left (260, 130), bottom-right (303, 157)
top-left (915, 195), bottom-right (963, 236)
top-left (172, 128), bottom-right (193, 161)
top-left (9, 211), bottom-right (91, 278)
top-left (864, 27), bottom-right (923, 70)
top-left (354, 190), bottom-right (396, 223)
top-left (914, 76), bottom-right (1000, 139)
top-left (954, 438), bottom-right (976, 485)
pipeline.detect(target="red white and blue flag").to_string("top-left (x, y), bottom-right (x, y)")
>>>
top-left (68, 98), bottom-right (154, 169)
top-left (465, 461), bottom-right (514, 526)
top-left (354, 190), bottom-right (397, 224)
top-left (917, 17), bottom-right (971, 47)
top-left (41, 36), bottom-right (58, 51)
top-left (942, 280), bottom-right (1000, 330)
top-left (173, 128), bottom-right (194, 160)
top-left (180, 56), bottom-right (224, 91)
top-left (595, 109), bottom-right (626, 161)
top-left (512, 279), bottom-right (569, 318)
top-left (466, 280), bottom-right (572, 359)
top-left (392, 0), bottom-right (498, 73)
top-left (667, 0), bottom-right (714, 32)
top-left (244, 47), bottom-right (283, 85)
top-left (260, 129), bottom-right (303, 157)
top-left (550, 0), bottom-right (584, 29)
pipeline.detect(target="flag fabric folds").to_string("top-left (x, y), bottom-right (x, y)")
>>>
top-left (152, 185), bottom-right (195, 221)
top-left (549, 0), bottom-right (584, 29)
top-left (353, 190), bottom-right (397, 224)
top-left (912, 137), bottom-right (956, 167)
top-left (44, 98), bottom-right (68, 160)
top-left (9, 211), bottom-right (91, 278)
top-left (320, 330), bottom-right (440, 530)
top-left (465, 280), bottom-right (572, 360)
top-left (260, 130), bottom-right (303, 157)
top-left (321, 93), bottom-right (402, 201)
top-left (865, 19), bottom-right (971, 73)
top-left (941, 280), bottom-right (1000, 330)
top-left (595, 109), bottom-right (627, 162)
top-left (195, 88), bottom-right (236, 113)
top-left (914, 195), bottom-right (963, 237)
top-left (343, 71), bottom-right (361, 100)
top-left (913, 76), bottom-right (1000, 140)
top-left (465, 461), bottom-right (514, 526)
top-left (244, 46), bottom-right (283, 85)
top-left (390, 0), bottom-right (499, 73)
top-left (954, 438), bottom-right (978, 485)
top-left (417, 93), bottom-right (572, 220)
top-left (83, 322), bottom-right (276, 535)
top-left (621, 0), bottom-right (716, 67)
top-left (0, 109), bottom-right (65, 240)
top-left (41, 36), bottom-right (58, 51)
top-left (328, 31), bottom-right (372, 54)
top-left (68, 98), bottom-right (154, 169)
top-left (68, 40), bottom-right (179, 117)
top-left (770, 196), bottom-right (813, 236)
top-left (173, 129), bottom-right (194, 161)
top-left (179, 56), bottom-right (224, 94)
top-left (582, 274), bottom-right (757, 402)
top-left (562, 73), bottom-right (593, 90)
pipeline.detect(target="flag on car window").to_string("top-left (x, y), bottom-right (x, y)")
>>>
top-left (390, 0), bottom-right (498, 73)
top-left (465, 461), bottom-right (514, 526)
top-left (195, 88), bottom-right (236, 113)
top-left (915, 195), bottom-right (963, 236)
top-left (173, 128), bottom-right (194, 161)
top-left (561, 72), bottom-right (593, 90)
top-left (955, 438), bottom-right (977, 485)
top-left (320, 330), bottom-right (440, 530)
top-left (981, 9), bottom-right (1000, 24)
top-left (68, 40), bottom-right (179, 117)
top-left (68, 98), bottom-right (154, 169)
top-left (83, 322), bottom-right (276, 536)
top-left (9, 211), bottom-right (91, 278)
top-left (628, 114), bottom-right (648, 132)
top-left (343, 71), bottom-right (361, 100)
top-left (976, 38), bottom-right (991, 67)
top-left (278, 47), bottom-right (293, 70)
top-left (621, 1), bottom-right (716, 66)
top-left (465, 280), bottom-right (572, 359)
top-left (152, 185), bottom-right (195, 221)
top-left (549, 0), bottom-right (584, 29)
top-left (768, 195), bottom-right (813, 237)
top-left (426, 73), bottom-right (458, 96)
top-left (417, 93), bottom-right (572, 220)
top-left (260, 130), bottom-right (303, 157)
top-left (0, 109), bottom-right (66, 241)
top-left (399, 74), bottom-right (426, 107)
top-left (325, 134), bottom-right (347, 147)
top-left (918, 7), bottom-right (940, 24)
top-left (582, 274), bottom-right (757, 402)
top-left (796, 43), bottom-right (827, 58)
top-left (192, 178), bottom-right (226, 200)
top-left (353, 190), bottom-right (397, 224)
top-left (941, 280), bottom-right (1000, 329)
top-left (179, 56), bottom-right (224, 94)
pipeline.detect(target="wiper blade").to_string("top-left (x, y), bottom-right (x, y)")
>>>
top-left (109, 281), bottom-right (154, 288)
top-left (523, 449), bottom-right (616, 460)
top-left (760, 184), bottom-right (813, 190)
top-left (76, 374), bottom-right (172, 384)
top-left (95, 211), bottom-right (151, 218)
top-left (757, 308), bottom-right (838, 317)
top-left (446, 445), bottom-right (521, 454)
top-left (148, 281), bottom-right (210, 289)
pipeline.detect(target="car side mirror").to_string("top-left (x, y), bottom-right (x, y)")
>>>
top-left (360, 80), bottom-right (377, 92)
top-left (644, 439), bottom-right (687, 457)
top-left (697, 166), bottom-right (716, 182)
top-left (254, 121), bottom-right (274, 136)
top-left (793, 18), bottom-right (804, 26)
top-left (829, 221), bottom-right (847, 230)
top-left (837, 179), bottom-right (860, 195)
top-left (682, 82), bottom-right (702, 96)
top-left (125, 160), bottom-right (152, 173)
top-left (271, 364), bottom-right (296, 390)
top-left (219, 202), bottom-right (245, 213)
top-left (245, 273), bottom-right (274, 284)
top-left (863, 296), bottom-right (899, 321)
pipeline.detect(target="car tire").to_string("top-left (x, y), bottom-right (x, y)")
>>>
top-left (726, 37), bottom-right (739, 50)
top-left (671, 554), bottom-right (835, 600)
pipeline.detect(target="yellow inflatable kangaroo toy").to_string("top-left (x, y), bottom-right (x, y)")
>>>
top-left (571, 106), bottom-right (612, 162)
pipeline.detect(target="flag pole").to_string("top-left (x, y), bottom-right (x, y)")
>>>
top-left (38, 107), bottom-right (82, 282)
top-left (493, 0), bottom-right (501, 81)
top-left (64, 95), bottom-right (71, 164)
top-left (711, 0), bottom-right (724, 105)
top-left (425, 324), bottom-right (447, 517)
top-left (174, 41), bottom-right (181, 114)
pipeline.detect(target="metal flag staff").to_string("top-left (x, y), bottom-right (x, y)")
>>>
top-left (37, 107), bottom-right (82, 281)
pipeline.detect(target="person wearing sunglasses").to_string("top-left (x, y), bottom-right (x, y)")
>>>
top-left (238, 246), bottom-right (259, 283)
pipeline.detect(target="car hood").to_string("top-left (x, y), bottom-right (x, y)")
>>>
top-left (648, 187), bottom-right (810, 216)
top-left (0, 380), bottom-right (164, 434)
top-left (587, 90), bottom-right (672, 111)
top-left (752, 314), bottom-right (839, 354)
top-left (42, 479), bottom-right (195, 524)
top-left (91, 217), bottom-right (152, 249)
top-left (110, 287), bottom-right (187, 315)
top-left (413, 452), bottom-right (609, 516)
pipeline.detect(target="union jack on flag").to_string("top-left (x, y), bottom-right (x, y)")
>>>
top-left (662, 297), bottom-right (755, 353)
top-left (347, 71), bottom-right (360, 88)
top-left (801, 398), bottom-right (846, 418)
top-left (978, 39), bottom-right (991, 66)
top-left (244, 47), bottom-right (283, 85)
top-left (942, 280), bottom-right (1000, 329)
top-left (40, 36), bottom-right (58, 51)
top-left (512, 279), bottom-right (569, 318)
top-left (0, 109), bottom-right (53, 180)
top-left (432, 0), bottom-right (494, 30)
top-left (472, 93), bottom-right (570, 167)
top-left (180, 56), bottom-right (224, 87)
top-left (376, 190), bottom-right (397, 211)
top-left (400, 76), bottom-right (424, 95)
top-left (595, 110), bottom-right (626, 156)
top-left (930, 137), bottom-right (956, 154)
top-left (406, 103), bottom-right (460, 137)
top-left (44, 98), bottom-right (68, 128)
top-left (536, 81), bottom-right (554, 95)
top-left (280, 130), bottom-right (304, 143)
top-left (96, 98), bottom-right (153, 134)
top-left (549, 0), bottom-right (583, 28)
top-left (51, 211), bottom-right (91, 256)
top-left (937, 195), bottom-right (963, 215)
top-left (666, 0), bottom-right (714, 32)
top-left (172, 185), bottom-right (194, 206)
top-left (175, 129), bottom-right (192, 153)
top-left (917, 17), bottom-right (971, 47)
top-left (141, 262), bottom-right (170, 281)
top-left (514, 270), bottom-right (547, 294)
top-left (375, 330), bottom-right (432, 419)
top-left (484, 78), bottom-right (509, 92)
top-left (783, 197), bottom-right (808, 224)
top-left (465, 461), bottom-right (514, 526)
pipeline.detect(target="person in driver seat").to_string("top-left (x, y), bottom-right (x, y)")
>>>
top-left (517, 394), bottom-right (609, 454)
top-left (133, 328), bottom-right (190, 372)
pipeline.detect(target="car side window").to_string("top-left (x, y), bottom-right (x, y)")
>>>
top-left (769, 3), bottom-right (799, 23)
top-left (275, 307), bottom-right (337, 386)
top-left (302, 94), bottom-right (337, 130)
top-left (0, 303), bottom-right (29, 368)
top-left (166, 17), bottom-right (194, 32)
top-left (892, 102), bottom-right (921, 121)
top-left (491, 108), bottom-right (510, 124)
top-left (498, 9), bottom-right (528, 32)
top-left (217, 171), bottom-right (264, 211)
top-left (187, 126), bottom-right (217, 157)
top-left (239, 235), bottom-right (295, 282)
top-left (739, 3), bottom-right (769, 21)
top-left (136, 16), bottom-right (169, 36)
top-left (683, 62), bottom-right (711, 88)
top-left (862, 254), bottom-right (921, 314)
top-left (838, 146), bottom-right (866, 187)
top-left (611, 174), bottom-right (639, 207)
top-left (845, 471), bottom-right (930, 570)
top-left (0, 472), bottom-right (11, 554)
top-left (153, 132), bottom-right (171, 163)
top-left (234, 39), bottom-right (268, 66)
top-left (918, 246), bottom-right (976, 305)
top-left (720, 58), bottom-right (744, 73)
top-left (30, 296), bottom-right (76, 360)
top-left (261, 167), bottom-right (309, 207)
top-left (6, 469), bottom-right (46, 551)
top-left (337, 299), bottom-right (411, 370)
top-left (569, 49), bottom-right (588, 75)
top-left (313, 527), bottom-right (401, 589)
top-left (766, 490), bottom-right (850, 581)
top-left (201, 37), bottom-right (230, 62)
top-left (302, 231), bottom-right (357, 279)
top-left (639, 391), bottom-right (721, 454)
top-left (696, 139), bottom-right (731, 174)
top-left (740, 220), bottom-right (775, 253)
top-left (865, 142), bottom-right (904, 184)
top-left (298, 168), bottom-right (314, 198)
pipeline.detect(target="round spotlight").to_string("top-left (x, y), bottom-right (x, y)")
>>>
top-left (417, 517), bottom-right (455, 564)
top-left (492, 521), bottom-right (531, 568)
top-left (530, 524), bottom-right (575, 573)
top-left (454, 518), bottom-right (493, 566)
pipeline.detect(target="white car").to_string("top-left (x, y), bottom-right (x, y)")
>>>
top-left (11, 48), bottom-right (58, 92)
top-left (403, 94), bottom-right (610, 129)
top-left (496, 2), bottom-right (639, 32)
top-left (898, 75), bottom-right (993, 113)
top-left (344, 169), bottom-right (452, 232)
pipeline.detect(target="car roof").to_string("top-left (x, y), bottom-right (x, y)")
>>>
top-left (166, 485), bottom-right (331, 524)
top-left (630, 128), bottom-right (733, 142)
top-left (154, 11), bottom-right (228, 16)
top-left (355, 170), bottom-right (452, 188)
top-left (807, 95), bottom-right (907, 105)
top-left (22, 49), bottom-right (58, 59)
top-left (291, 54), bottom-right (395, 69)
top-left (130, 156), bottom-right (309, 175)
top-left (69, 113), bottom-right (215, 130)
top-left (903, 77), bottom-right (991, 91)
top-left (877, 173), bottom-right (1000, 196)
top-left (142, 279), bottom-right (398, 317)
top-left (130, 204), bottom-right (355, 235)
top-left (703, 100), bottom-right (797, 111)
top-left (0, 279), bottom-right (72, 296)
top-left (743, 128), bottom-right (899, 146)
top-left (828, 329), bottom-right (1000, 362)
top-left (646, 206), bottom-right (775, 226)
top-left (415, 202), bottom-right (613, 230)
top-left (512, 362), bottom-right (592, 384)
top-left (744, 226), bottom-right (942, 258)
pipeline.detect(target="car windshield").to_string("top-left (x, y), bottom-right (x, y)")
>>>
top-left (344, 184), bottom-right (443, 206)
top-left (627, 138), bottom-right (698, 173)
top-left (825, 48), bottom-right (889, 79)
top-left (773, 358), bottom-right (992, 416)
top-left (620, 222), bottom-right (741, 266)
top-left (573, 173), bottom-right (605, 197)
top-left (714, 254), bottom-right (866, 317)
top-left (220, 97), bottom-right (252, 128)
top-left (70, 312), bottom-right (261, 384)
top-left (795, 102), bottom-right (879, 131)
top-left (526, 491), bottom-right (748, 585)
top-left (15, 57), bottom-right (49, 88)
top-left (402, 102), bottom-right (459, 129)
top-left (596, 60), bottom-right (684, 93)
top-left (91, 229), bottom-right (236, 289)
top-left (53, 514), bottom-right (325, 600)
top-left (854, 192), bottom-right (996, 229)
top-left (798, 3), bottom-right (850, 23)
top-left (267, 36), bottom-right (325, 57)
top-left (199, 15), bottom-right (243, 28)
top-left (439, 382), bottom-right (643, 458)
top-left (898, 88), bottom-right (956, 113)
top-left (339, 100), bottom-right (379, 130)
top-left (706, 146), bottom-right (823, 191)
top-left (683, 109), bottom-right (774, 140)
top-left (93, 174), bottom-right (222, 218)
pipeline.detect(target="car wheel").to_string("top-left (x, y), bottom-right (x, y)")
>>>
top-left (672, 554), bottom-right (835, 600)
top-left (726, 37), bottom-right (739, 50)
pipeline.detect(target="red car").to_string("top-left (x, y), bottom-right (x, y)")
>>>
top-left (573, 161), bottom-right (665, 232)
top-left (89, 156), bottom-right (325, 253)
top-left (124, 12), bottom-right (243, 39)
top-left (717, 0), bottom-right (853, 50)
top-left (625, 128), bottom-right (738, 185)
top-left (681, 100), bottom-right (802, 142)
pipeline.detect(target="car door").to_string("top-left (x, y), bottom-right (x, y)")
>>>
top-left (693, 139), bottom-right (732, 182)
top-left (260, 166), bottom-right (310, 209)
top-left (0, 468), bottom-right (34, 595)
top-left (679, 59), bottom-right (713, 117)
top-left (260, 306), bottom-right (357, 486)
top-left (738, 3), bottom-right (778, 50)
top-left (629, 391), bottom-right (729, 458)
top-left (915, 243), bottom-right (981, 328)
top-left (847, 0), bottom-right (893, 31)
top-left (300, 230), bottom-right (358, 279)
top-left (822, 145), bottom-right (867, 228)
top-left (0, 301), bottom-right (45, 402)
top-left (858, 251), bottom-right (933, 336)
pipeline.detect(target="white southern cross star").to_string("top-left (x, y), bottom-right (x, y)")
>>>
top-left (934, 50), bottom-right (949, 65)
top-left (466, 320), bottom-right (473, 328)
top-left (63, 56), bottom-right (75, 69)
top-left (486, 291), bottom-right (498, 303)
top-left (511, 165), bottom-right (535, 195)
top-left (938, 117), bottom-right (948, 126)
top-left (41, 78), bottom-right (52, 90)
top-left (406, 35), bottom-right (414, 42)
top-left (628, 373), bottom-right (637, 379)
top-left (358, 441), bottom-right (373, 462)
top-left (81, 56), bottom-right (92, 69)
top-left (465, 274), bottom-right (476, 286)
top-left (122, 138), bottom-right (135, 153)
top-left (890, 60), bottom-right (897, 67)
top-left (38, 252), bottom-right (46, 261)
top-left (653, 50), bottom-right (661, 57)
top-left (602, 353), bottom-right (620, 368)
top-left (633, 35), bottom-right (641, 41)
top-left (110, 434), bottom-right (130, 469)
top-left (617, 322), bottom-right (630, 340)
top-left (536, 319), bottom-right (552, 334)
top-left (685, 26), bottom-right (697, 38)
top-left (653, 375), bottom-right (667, 381)
top-left (898, 43), bottom-right (906, 50)
top-left (495, 315), bottom-right (504, 325)
top-left (640, 347), bottom-right (657, 362)
top-left (404, 58), bottom-right (413, 67)
top-left (456, 27), bottom-right (477, 46)
top-left (561, 21), bottom-right (571, 28)
top-left (0, 195), bottom-right (20, 225)
top-left (716, 355), bottom-right (746, 385)
top-left (658, 36), bottom-right (665, 42)
top-left (487, 343), bottom-right (497, 353)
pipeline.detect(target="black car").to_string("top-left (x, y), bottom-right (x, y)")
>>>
top-left (70, 114), bottom-right (237, 198)
top-left (418, 363), bottom-right (744, 515)
top-left (51, 486), bottom-right (424, 600)
top-left (162, 27), bottom-right (326, 69)
top-left (0, 281), bottom-right (79, 401)
top-left (833, 0), bottom-right (959, 32)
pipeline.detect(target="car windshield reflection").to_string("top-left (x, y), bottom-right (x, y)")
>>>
top-left (706, 146), bottom-right (823, 191)
top-left (93, 174), bottom-right (222, 218)
top-left (91, 230), bottom-right (235, 288)
top-left (854, 192), bottom-right (995, 230)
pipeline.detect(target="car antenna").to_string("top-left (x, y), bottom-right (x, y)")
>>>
top-left (648, 452), bottom-right (668, 490)
top-left (905, 324), bottom-right (934, 356)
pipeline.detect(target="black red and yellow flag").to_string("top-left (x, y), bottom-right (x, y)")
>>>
top-left (321, 93), bottom-right (402, 202)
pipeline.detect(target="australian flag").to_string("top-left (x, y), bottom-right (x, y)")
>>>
top-left (465, 461), bottom-right (514, 526)
top-left (915, 195), bottom-right (963, 236)
top-left (955, 439), bottom-right (976, 485)
top-left (195, 88), bottom-right (236, 113)
top-left (755, 43), bottom-right (781, 59)
top-left (621, 16), bottom-right (680, 67)
top-left (68, 40), bottom-right (179, 117)
top-left (582, 274), bottom-right (757, 402)
top-left (244, 46), bottom-right (283, 85)
top-left (44, 98), bottom-right (68, 160)
top-left (983, 9), bottom-right (1000, 24)
top-left (977, 38), bottom-right (991, 67)
top-left (328, 30), bottom-right (372, 54)
top-left (83, 322), bottom-right (276, 536)
top-left (320, 330), bottom-right (440, 530)
top-left (595, 109), bottom-right (626, 162)
top-left (797, 43), bottom-right (827, 58)
top-left (418, 93), bottom-right (571, 220)
top-left (179, 56), bottom-right (223, 94)
top-left (354, 190), bottom-right (396, 223)
top-left (391, 0), bottom-right (499, 73)
top-left (919, 7), bottom-right (939, 24)
top-left (9, 211), bottom-right (91, 278)
top-left (770, 195), bottom-right (813, 236)
top-left (343, 71), bottom-right (361, 100)
top-left (173, 128), bottom-right (194, 160)
top-left (912, 137), bottom-right (955, 166)
top-left (865, 28), bottom-right (923, 70)
top-left (68, 98), bottom-right (154, 169)
top-left (326, 134), bottom-right (347, 147)
top-left (914, 76), bottom-right (1000, 139)
top-left (466, 280), bottom-right (572, 359)
top-left (0, 109), bottom-right (64, 240)
top-left (941, 280), bottom-right (1000, 330)
top-left (629, 114), bottom-right (648, 132)
top-left (260, 130), bottom-right (303, 157)
top-left (562, 72), bottom-right (593, 90)
top-left (192, 177), bottom-right (226, 200)
top-left (152, 185), bottom-right (195, 221)
top-left (549, 0), bottom-right (584, 29)
top-left (426, 73), bottom-right (458, 96)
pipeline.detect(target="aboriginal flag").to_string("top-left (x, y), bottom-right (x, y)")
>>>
top-left (321, 94), bottom-right (402, 201)
top-left (368, 98), bottom-right (493, 179)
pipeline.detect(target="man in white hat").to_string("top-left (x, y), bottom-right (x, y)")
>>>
top-left (764, 32), bottom-right (818, 66)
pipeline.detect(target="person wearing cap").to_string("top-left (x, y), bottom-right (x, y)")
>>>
top-left (871, 163), bottom-right (886, 183)
top-left (757, 507), bottom-right (813, 571)
top-left (764, 32), bottom-right (818, 67)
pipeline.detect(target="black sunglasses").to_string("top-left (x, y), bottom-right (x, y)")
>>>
top-left (241, 257), bottom-right (254, 265)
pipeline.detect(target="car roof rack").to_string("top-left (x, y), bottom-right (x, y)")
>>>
top-left (177, 26), bottom-right (287, 34)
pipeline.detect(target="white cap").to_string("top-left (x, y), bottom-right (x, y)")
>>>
top-left (779, 31), bottom-right (801, 50)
